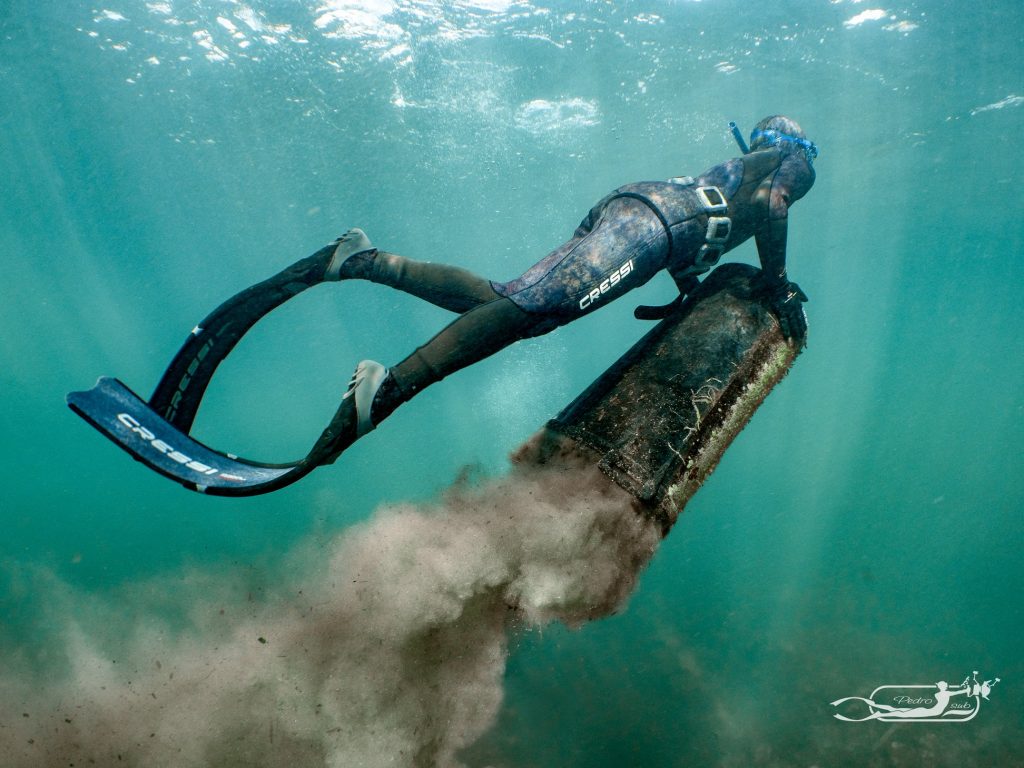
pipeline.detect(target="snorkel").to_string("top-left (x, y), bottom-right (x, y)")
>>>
top-left (728, 121), bottom-right (750, 154)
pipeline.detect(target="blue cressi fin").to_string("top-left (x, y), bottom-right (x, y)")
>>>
top-left (67, 377), bottom-right (312, 495)
top-left (67, 245), bottom-right (359, 496)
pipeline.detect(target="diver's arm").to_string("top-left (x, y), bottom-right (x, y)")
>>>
top-left (671, 271), bottom-right (700, 296)
top-left (754, 178), bottom-right (791, 287)
top-left (633, 271), bottom-right (699, 320)
top-left (755, 177), bottom-right (808, 340)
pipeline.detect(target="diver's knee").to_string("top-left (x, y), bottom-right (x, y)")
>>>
top-left (502, 301), bottom-right (561, 339)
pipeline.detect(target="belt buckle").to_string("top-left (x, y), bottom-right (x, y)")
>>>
top-left (696, 185), bottom-right (727, 213)
top-left (695, 244), bottom-right (723, 268)
top-left (705, 215), bottom-right (731, 244)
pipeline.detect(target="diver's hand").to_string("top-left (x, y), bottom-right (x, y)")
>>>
top-left (767, 280), bottom-right (809, 341)
top-left (634, 275), bottom-right (700, 320)
top-left (634, 294), bottom-right (683, 320)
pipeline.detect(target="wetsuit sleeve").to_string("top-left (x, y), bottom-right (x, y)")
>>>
top-left (753, 177), bottom-right (791, 288)
top-left (753, 152), bottom-right (814, 287)
top-left (670, 271), bottom-right (700, 296)
top-left (574, 191), bottom-right (617, 237)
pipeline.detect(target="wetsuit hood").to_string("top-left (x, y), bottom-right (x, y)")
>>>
top-left (749, 115), bottom-right (818, 169)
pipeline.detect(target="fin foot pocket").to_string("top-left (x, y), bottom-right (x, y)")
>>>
top-left (325, 228), bottom-right (377, 281)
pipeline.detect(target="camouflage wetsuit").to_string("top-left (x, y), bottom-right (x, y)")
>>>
top-left (350, 143), bottom-right (815, 417)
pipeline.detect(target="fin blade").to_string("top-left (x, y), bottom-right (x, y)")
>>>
top-left (67, 377), bottom-right (299, 496)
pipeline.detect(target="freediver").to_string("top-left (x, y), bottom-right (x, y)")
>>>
top-left (69, 115), bottom-right (818, 493)
top-left (314, 115), bottom-right (817, 460)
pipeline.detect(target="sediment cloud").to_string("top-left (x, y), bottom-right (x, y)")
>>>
top-left (2, 438), bottom-right (660, 767)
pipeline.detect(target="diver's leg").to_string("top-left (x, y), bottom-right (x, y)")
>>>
top-left (368, 251), bottom-right (502, 313)
top-left (489, 196), bottom-right (668, 319)
top-left (324, 296), bottom-right (550, 461)
top-left (327, 228), bottom-right (500, 313)
top-left (367, 197), bottom-right (668, 425)
top-left (370, 198), bottom-right (667, 422)
top-left (325, 198), bottom-right (667, 460)
top-left (370, 296), bottom-right (551, 422)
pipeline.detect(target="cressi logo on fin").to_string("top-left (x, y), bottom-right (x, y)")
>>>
top-left (67, 377), bottom-right (298, 496)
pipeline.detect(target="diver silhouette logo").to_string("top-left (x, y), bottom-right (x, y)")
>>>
top-left (831, 671), bottom-right (1000, 723)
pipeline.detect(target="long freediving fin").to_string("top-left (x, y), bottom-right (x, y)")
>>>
top-left (150, 246), bottom-right (332, 433)
top-left (67, 377), bottom-right (313, 495)
top-left (66, 243), bottom-right (357, 496)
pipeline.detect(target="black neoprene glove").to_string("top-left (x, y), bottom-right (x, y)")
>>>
top-left (766, 280), bottom-right (809, 341)
top-left (634, 275), bottom-right (700, 320)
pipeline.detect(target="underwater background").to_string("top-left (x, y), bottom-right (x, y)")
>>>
top-left (1, 0), bottom-right (1022, 765)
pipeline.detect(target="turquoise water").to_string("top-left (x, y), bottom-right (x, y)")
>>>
top-left (2, 0), bottom-right (1022, 765)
